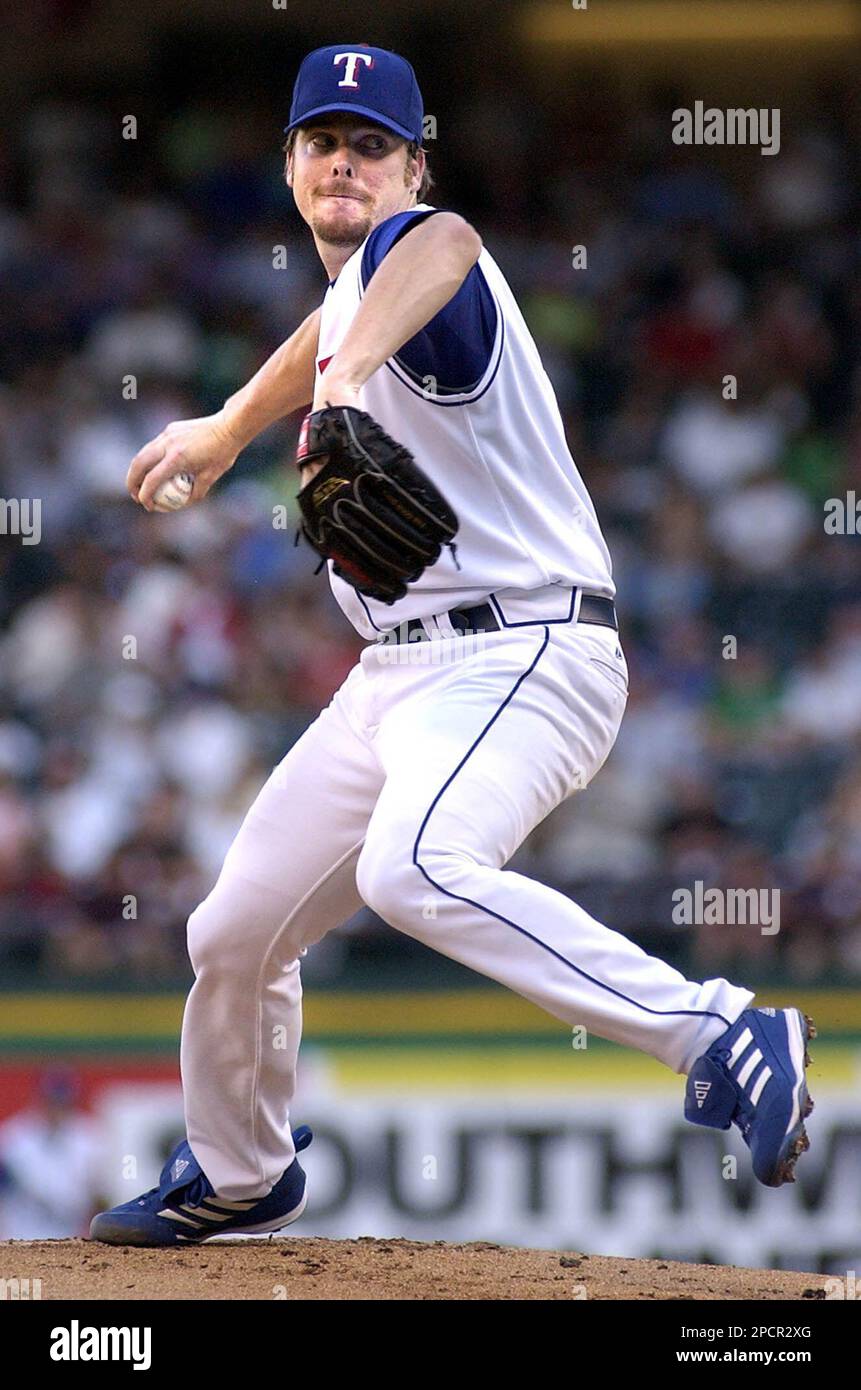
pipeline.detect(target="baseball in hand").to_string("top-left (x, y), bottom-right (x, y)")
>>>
top-left (152, 472), bottom-right (194, 512)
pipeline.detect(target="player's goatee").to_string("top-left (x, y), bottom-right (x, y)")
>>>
top-left (312, 211), bottom-right (372, 248)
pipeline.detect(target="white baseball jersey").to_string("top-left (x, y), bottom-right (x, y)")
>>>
top-left (314, 203), bottom-right (615, 639)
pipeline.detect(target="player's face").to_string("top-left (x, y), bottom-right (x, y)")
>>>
top-left (287, 118), bottom-right (423, 251)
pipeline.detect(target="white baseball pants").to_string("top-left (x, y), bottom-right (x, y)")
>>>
top-left (180, 613), bottom-right (754, 1197)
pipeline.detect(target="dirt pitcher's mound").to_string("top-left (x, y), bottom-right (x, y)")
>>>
top-left (0, 1238), bottom-right (833, 1300)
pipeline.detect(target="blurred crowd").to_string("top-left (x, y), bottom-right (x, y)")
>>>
top-left (1, 71), bottom-right (860, 986)
top-left (0, 1068), bottom-right (104, 1239)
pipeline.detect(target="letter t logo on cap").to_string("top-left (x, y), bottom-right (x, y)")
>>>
top-left (334, 52), bottom-right (374, 88)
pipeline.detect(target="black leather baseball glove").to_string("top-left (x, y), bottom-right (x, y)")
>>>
top-left (295, 404), bottom-right (459, 605)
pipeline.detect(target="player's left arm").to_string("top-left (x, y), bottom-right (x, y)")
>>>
top-left (312, 212), bottom-right (482, 413)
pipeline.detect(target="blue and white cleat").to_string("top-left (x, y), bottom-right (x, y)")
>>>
top-left (89, 1125), bottom-right (313, 1246)
top-left (684, 1008), bottom-right (816, 1187)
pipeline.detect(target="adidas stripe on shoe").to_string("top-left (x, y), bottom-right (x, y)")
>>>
top-left (684, 1007), bottom-right (815, 1188)
top-left (89, 1126), bottom-right (313, 1247)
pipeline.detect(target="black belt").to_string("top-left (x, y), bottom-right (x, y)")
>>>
top-left (379, 592), bottom-right (617, 644)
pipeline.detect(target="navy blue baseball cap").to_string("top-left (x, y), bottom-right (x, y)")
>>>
top-left (285, 43), bottom-right (424, 144)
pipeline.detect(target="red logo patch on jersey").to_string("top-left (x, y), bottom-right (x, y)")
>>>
top-left (317, 354), bottom-right (334, 376)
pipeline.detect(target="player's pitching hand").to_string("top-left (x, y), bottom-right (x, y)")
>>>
top-left (127, 410), bottom-right (241, 511)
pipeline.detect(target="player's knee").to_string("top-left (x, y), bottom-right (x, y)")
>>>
top-left (356, 834), bottom-right (470, 927)
top-left (186, 896), bottom-right (222, 972)
top-left (355, 837), bottom-right (421, 924)
top-left (186, 888), bottom-right (257, 973)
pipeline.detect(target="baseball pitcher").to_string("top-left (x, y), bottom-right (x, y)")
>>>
top-left (91, 44), bottom-right (814, 1245)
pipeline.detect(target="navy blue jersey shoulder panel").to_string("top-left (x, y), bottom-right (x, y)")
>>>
top-left (360, 207), bottom-right (441, 282)
top-left (360, 209), bottom-right (498, 396)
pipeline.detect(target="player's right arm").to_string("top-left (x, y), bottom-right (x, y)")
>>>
top-left (127, 305), bottom-right (322, 510)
